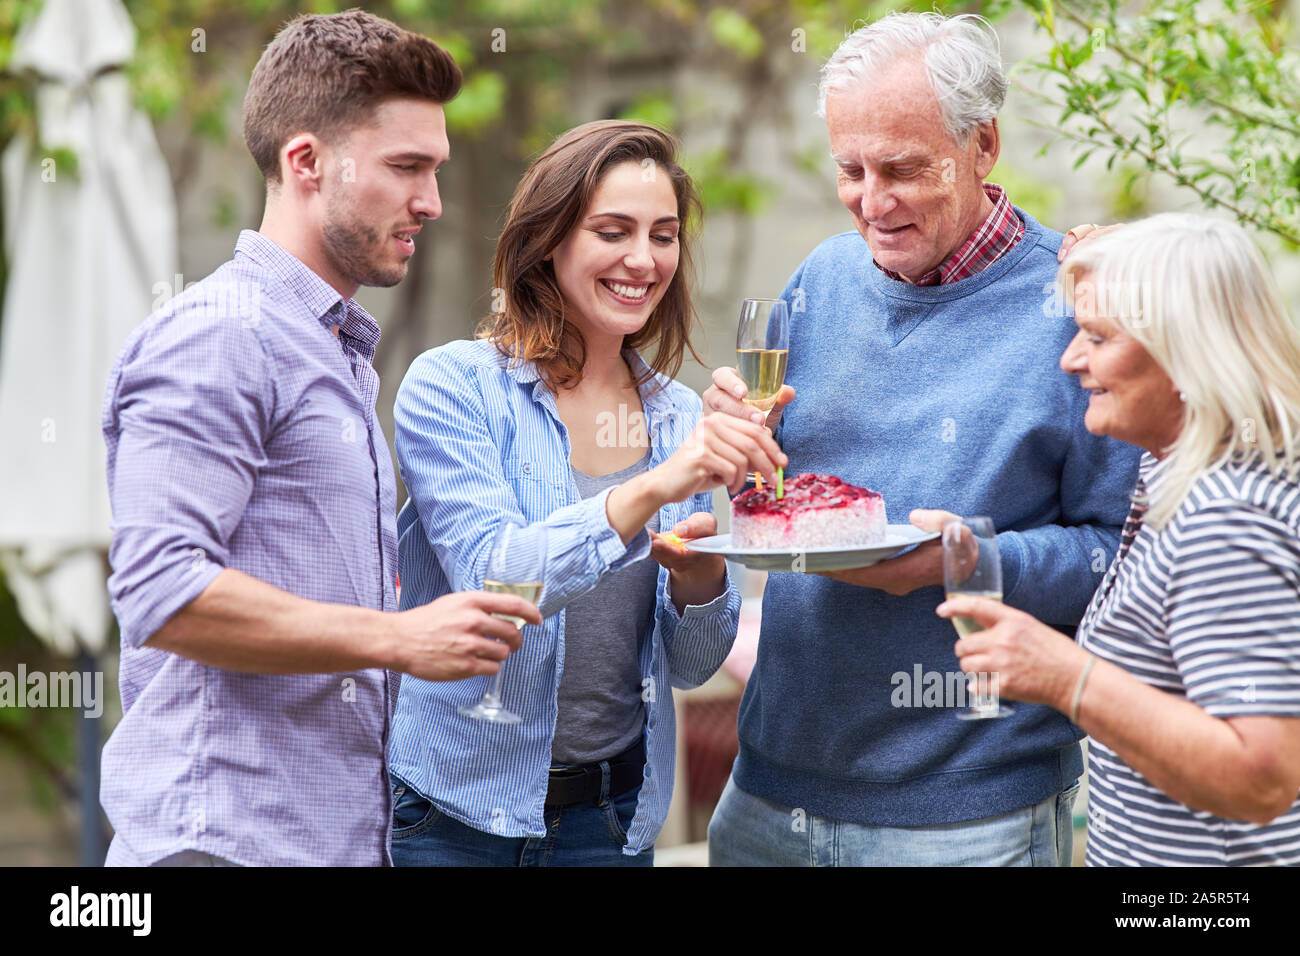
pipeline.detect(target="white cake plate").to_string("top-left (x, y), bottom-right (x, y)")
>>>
top-left (681, 525), bottom-right (939, 572)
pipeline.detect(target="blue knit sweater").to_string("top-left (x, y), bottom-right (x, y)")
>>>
top-left (734, 210), bottom-right (1141, 826)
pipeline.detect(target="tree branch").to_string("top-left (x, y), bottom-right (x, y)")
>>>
top-left (1017, 82), bottom-right (1300, 245)
top-left (1054, 0), bottom-right (1300, 136)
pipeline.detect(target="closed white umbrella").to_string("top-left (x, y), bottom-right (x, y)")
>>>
top-left (0, 0), bottom-right (177, 657)
top-left (0, 0), bottom-right (178, 865)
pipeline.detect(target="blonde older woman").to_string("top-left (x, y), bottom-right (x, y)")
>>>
top-left (939, 213), bottom-right (1300, 866)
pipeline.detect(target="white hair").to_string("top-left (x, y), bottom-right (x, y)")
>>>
top-left (817, 12), bottom-right (1008, 146)
top-left (1061, 213), bottom-right (1300, 529)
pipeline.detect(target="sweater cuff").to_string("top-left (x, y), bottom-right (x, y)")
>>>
top-left (996, 529), bottom-right (1028, 603)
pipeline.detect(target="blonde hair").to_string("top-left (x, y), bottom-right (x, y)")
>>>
top-left (1060, 213), bottom-right (1300, 529)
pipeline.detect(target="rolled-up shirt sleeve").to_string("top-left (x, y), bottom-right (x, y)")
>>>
top-left (659, 537), bottom-right (741, 688)
top-left (655, 411), bottom-right (742, 688)
top-left (102, 311), bottom-right (272, 649)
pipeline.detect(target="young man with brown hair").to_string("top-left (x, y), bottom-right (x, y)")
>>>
top-left (100, 10), bottom-right (538, 867)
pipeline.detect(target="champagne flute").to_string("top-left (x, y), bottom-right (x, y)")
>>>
top-left (736, 297), bottom-right (790, 491)
top-left (943, 516), bottom-right (1013, 720)
top-left (458, 521), bottom-right (546, 724)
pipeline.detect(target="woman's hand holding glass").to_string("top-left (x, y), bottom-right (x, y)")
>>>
top-left (936, 594), bottom-right (1092, 713)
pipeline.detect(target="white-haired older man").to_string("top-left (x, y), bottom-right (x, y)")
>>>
top-left (703, 12), bottom-right (1139, 866)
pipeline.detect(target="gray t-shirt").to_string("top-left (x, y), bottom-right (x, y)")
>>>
top-left (550, 449), bottom-right (659, 766)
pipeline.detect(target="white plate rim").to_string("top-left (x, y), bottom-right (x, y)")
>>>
top-left (681, 525), bottom-right (939, 558)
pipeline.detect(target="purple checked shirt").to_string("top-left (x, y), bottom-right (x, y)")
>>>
top-left (100, 231), bottom-right (400, 866)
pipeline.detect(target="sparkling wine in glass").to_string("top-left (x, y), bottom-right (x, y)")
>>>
top-left (459, 521), bottom-right (546, 725)
top-left (736, 297), bottom-right (790, 486)
top-left (943, 516), bottom-right (1012, 720)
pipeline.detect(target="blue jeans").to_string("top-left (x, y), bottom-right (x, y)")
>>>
top-left (390, 771), bottom-right (654, 868)
top-left (707, 774), bottom-right (1079, 866)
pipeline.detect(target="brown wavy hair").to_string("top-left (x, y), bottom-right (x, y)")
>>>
top-left (479, 120), bottom-right (704, 392)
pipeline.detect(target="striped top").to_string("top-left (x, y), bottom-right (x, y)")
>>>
top-left (1080, 450), bottom-right (1300, 866)
top-left (388, 338), bottom-right (740, 855)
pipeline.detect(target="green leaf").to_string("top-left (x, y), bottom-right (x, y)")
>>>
top-left (1038, 0), bottom-right (1056, 35)
top-left (430, 30), bottom-right (475, 69)
top-left (988, 157), bottom-right (1062, 224)
top-left (616, 94), bottom-right (676, 131)
top-left (685, 147), bottom-right (776, 216)
top-left (444, 70), bottom-right (506, 136)
top-left (706, 9), bottom-right (764, 60)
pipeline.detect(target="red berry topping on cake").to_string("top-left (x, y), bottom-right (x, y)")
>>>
top-left (730, 473), bottom-right (888, 551)
top-left (734, 473), bottom-right (882, 516)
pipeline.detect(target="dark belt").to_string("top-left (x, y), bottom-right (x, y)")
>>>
top-left (546, 740), bottom-right (646, 808)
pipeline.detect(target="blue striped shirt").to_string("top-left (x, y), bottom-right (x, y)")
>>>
top-left (100, 230), bottom-right (399, 866)
top-left (389, 338), bottom-right (740, 854)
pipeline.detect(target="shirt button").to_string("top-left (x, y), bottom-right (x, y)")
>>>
top-left (523, 463), bottom-right (531, 474)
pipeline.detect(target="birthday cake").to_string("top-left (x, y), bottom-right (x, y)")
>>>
top-left (731, 473), bottom-right (887, 549)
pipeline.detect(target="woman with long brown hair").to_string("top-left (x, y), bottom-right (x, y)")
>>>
top-left (386, 120), bottom-right (784, 865)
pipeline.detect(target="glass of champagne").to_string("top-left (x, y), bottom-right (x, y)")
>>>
top-left (736, 297), bottom-right (790, 487)
top-left (458, 521), bottom-right (546, 724)
top-left (943, 516), bottom-right (1012, 720)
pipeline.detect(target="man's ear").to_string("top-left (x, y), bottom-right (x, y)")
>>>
top-left (279, 133), bottom-right (325, 195)
top-left (973, 119), bottom-right (1000, 180)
